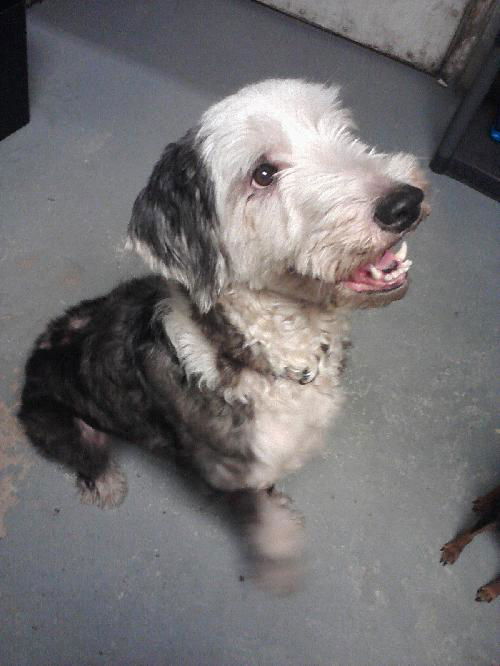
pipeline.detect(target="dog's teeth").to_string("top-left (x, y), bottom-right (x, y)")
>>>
top-left (394, 241), bottom-right (408, 261)
top-left (373, 253), bottom-right (412, 283)
top-left (368, 265), bottom-right (383, 280)
top-left (382, 261), bottom-right (413, 282)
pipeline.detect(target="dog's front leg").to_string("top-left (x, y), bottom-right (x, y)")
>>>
top-left (476, 578), bottom-right (500, 603)
top-left (440, 513), bottom-right (497, 565)
top-left (230, 487), bottom-right (305, 594)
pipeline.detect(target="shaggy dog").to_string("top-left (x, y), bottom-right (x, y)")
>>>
top-left (19, 79), bottom-right (430, 587)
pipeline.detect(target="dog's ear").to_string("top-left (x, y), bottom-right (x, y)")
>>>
top-left (128, 130), bottom-right (228, 313)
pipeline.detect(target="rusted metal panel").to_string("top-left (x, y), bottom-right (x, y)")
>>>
top-left (258, 0), bottom-right (470, 73)
top-left (440, 0), bottom-right (497, 86)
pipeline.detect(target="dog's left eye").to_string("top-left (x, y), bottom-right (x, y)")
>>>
top-left (252, 163), bottom-right (278, 187)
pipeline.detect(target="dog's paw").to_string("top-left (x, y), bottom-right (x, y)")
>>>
top-left (472, 489), bottom-right (499, 514)
top-left (77, 463), bottom-right (128, 509)
top-left (440, 540), bottom-right (464, 565)
top-left (475, 582), bottom-right (500, 603)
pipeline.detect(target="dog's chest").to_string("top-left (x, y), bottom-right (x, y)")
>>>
top-left (222, 295), bottom-right (350, 486)
top-left (164, 286), bottom-right (350, 488)
top-left (241, 369), bottom-right (344, 488)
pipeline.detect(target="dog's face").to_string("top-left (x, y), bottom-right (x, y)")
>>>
top-left (128, 79), bottom-right (430, 311)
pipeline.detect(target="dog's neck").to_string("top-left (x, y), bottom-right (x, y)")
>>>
top-left (215, 282), bottom-right (351, 385)
top-left (246, 269), bottom-right (340, 307)
top-left (162, 281), bottom-right (350, 391)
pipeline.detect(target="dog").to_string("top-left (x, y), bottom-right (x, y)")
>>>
top-left (441, 486), bottom-right (500, 602)
top-left (19, 79), bottom-right (430, 587)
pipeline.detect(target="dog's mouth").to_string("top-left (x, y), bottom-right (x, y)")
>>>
top-left (341, 241), bottom-right (411, 293)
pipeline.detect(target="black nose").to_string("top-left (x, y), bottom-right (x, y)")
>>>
top-left (375, 184), bottom-right (424, 231)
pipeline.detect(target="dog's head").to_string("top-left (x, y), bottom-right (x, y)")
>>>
top-left (128, 79), bottom-right (430, 311)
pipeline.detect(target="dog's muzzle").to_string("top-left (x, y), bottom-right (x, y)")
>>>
top-left (374, 184), bottom-right (424, 233)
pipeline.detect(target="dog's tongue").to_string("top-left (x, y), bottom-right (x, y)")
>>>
top-left (345, 249), bottom-right (407, 292)
top-left (372, 249), bottom-right (398, 271)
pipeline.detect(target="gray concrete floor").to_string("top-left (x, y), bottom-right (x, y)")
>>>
top-left (1, 1), bottom-right (499, 664)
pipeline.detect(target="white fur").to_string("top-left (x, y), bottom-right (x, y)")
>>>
top-left (133, 79), bottom-right (429, 492)
top-left (197, 79), bottom-right (429, 291)
top-left (125, 79), bottom-right (430, 585)
top-left (220, 287), bottom-right (348, 488)
top-left (162, 283), bottom-right (221, 390)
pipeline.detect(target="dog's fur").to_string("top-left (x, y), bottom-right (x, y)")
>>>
top-left (19, 80), bottom-right (430, 587)
top-left (441, 486), bottom-right (500, 602)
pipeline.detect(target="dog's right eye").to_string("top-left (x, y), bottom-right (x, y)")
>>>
top-left (252, 163), bottom-right (278, 188)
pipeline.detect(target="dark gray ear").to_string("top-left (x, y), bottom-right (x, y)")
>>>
top-left (128, 130), bottom-right (228, 312)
